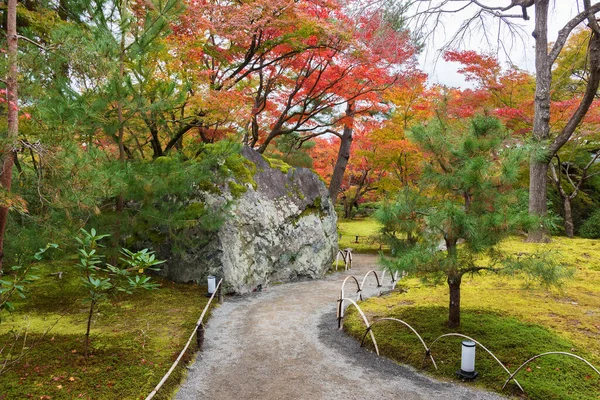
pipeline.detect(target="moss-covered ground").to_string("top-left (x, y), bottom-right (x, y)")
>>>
top-left (0, 259), bottom-right (212, 400)
top-left (343, 229), bottom-right (600, 399)
top-left (337, 218), bottom-right (389, 254)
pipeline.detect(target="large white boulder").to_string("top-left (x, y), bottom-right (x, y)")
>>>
top-left (160, 147), bottom-right (338, 293)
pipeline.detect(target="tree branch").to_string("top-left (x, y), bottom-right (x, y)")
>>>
top-left (549, 3), bottom-right (600, 65)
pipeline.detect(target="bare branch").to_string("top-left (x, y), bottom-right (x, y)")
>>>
top-left (549, 3), bottom-right (600, 65)
top-left (16, 35), bottom-right (48, 51)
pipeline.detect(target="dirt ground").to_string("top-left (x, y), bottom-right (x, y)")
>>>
top-left (175, 254), bottom-right (505, 400)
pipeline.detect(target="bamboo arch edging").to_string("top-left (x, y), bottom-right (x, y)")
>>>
top-left (336, 273), bottom-right (600, 396)
top-left (338, 269), bottom-right (402, 327)
top-left (380, 270), bottom-right (400, 289)
top-left (501, 351), bottom-right (600, 390)
top-left (335, 248), bottom-right (353, 271)
top-left (338, 276), bottom-right (362, 328)
top-left (340, 297), bottom-right (379, 355)
top-left (145, 278), bottom-right (223, 400)
top-left (359, 270), bottom-right (382, 296)
top-left (361, 318), bottom-right (438, 370)
top-left (429, 333), bottom-right (525, 393)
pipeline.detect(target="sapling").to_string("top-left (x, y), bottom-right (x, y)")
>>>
top-left (75, 228), bottom-right (163, 357)
top-left (0, 243), bottom-right (58, 321)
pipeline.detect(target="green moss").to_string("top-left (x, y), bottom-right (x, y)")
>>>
top-left (311, 169), bottom-right (327, 184)
top-left (184, 202), bottom-right (206, 219)
top-left (343, 236), bottom-right (600, 399)
top-left (0, 259), bottom-right (214, 399)
top-left (344, 306), bottom-right (600, 400)
top-left (233, 159), bottom-right (257, 190)
top-left (337, 217), bottom-right (388, 254)
top-left (263, 156), bottom-right (293, 174)
top-left (228, 181), bottom-right (248, 197)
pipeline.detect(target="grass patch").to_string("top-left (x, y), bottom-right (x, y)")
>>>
top-left (337, 218), bottom-right (388, 254)
top-left (0, 259), bottom-right (213, 400)
top-left (345, 307), bottom-right (600, 400)
top-left (343, 236), bottom-right (600, 399)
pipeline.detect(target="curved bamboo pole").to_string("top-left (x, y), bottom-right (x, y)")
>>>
top-left (359, 270), bottom-right (382, 296)
top-left (340, 297), bottom-right (379, 355)
top-left (338, 276), bottom-right (362, 327)
top-left (335, 248), bottom-right (353, 270)
top-left (361, 317), bottom-right (437, 369)
top-left (501, 351), bottom-right (600, 390)
top-left (429, 333), bottom-right (524, 393)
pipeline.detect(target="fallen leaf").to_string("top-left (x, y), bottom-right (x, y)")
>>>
top-left (526, 367), bottom-right (532, 372)
top-left (69, 377), bottom-right (75, 382)
top-left (56, 385), bottom-right (62, 390)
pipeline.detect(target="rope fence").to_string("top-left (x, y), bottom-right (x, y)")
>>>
top-left (145, 278), bottom-right (223, 400)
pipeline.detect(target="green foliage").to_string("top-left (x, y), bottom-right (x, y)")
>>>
top-left (381, 115), bottom-right (532, 270)
top-left (580, 209), bottom-right (600, 238)
top-left (265, 133), bottom-right (315, 169)
top-left (377, 115), bottom-right (569, 326)
top-left (502, 251), bottom-right (575, 288)
top-left (0, 244), bottom-right (57, 321)
top-left (7, 141), bottom-right (253, 264)
top-left (74, 228), bottom-right (162, 355)
top-left (0, 256), bottom-right (213, 398)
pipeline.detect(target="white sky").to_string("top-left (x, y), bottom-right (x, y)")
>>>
top-left (415, 2), bottom-right (586, 88)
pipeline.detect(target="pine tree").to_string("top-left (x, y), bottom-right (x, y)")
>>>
top-left (378, 115), bottom-right (568, 328)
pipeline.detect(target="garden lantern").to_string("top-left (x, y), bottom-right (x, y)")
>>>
top-left (457, 340), bottom-right (478, 380)
top-left (207, 275), bottom-right (216, 296)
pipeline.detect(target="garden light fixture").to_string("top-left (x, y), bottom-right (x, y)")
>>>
top-left (207, 275), bottom-right (216, 296)
top-left (457, 340), bottom-right (478, 380)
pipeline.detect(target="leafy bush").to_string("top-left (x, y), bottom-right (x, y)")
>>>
top-left (580, 209), bottom-right (600, 238)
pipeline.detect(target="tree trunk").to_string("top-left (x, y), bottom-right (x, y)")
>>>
top-left (113, 13), bottom-right (126, 260)
top-left (528, 1), bottom-right (551, 242)
top-left (445, 239), bottom-right (461, 328)
top-left (527, 159), bottom-right (550, 242)
top-left (447, 273), bottom-right (461, 329)
top-left (344, 198), bottom-right (352, 219)
top-left (563, 196), bottom-right (574, 238)
top-left (329, 102), bottom-right (354, 203)
top-left (84, 300), bottom-right (96, 358)
top-left (0, 0), bottom-right (19, 271)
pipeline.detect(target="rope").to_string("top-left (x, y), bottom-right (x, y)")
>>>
top-left (145, 278), bottom-right (223, 400)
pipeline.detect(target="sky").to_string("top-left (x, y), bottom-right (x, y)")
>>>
top-left (413, 2), bottom-right (586, 88)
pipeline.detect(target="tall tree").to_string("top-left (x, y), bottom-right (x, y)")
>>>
top-left (0, 0), bottom-right (19, 271)
top-left (378, 115), bottom-right (566, 328)
top-left (406, 0), bottom-right (600, 242)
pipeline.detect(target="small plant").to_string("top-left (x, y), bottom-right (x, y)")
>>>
top-left (579, 209), bottom-right (600, 239)
top-left (0, 243), bottom-right (58, 322)
top-left (75, 228), bottom-right (163, 357)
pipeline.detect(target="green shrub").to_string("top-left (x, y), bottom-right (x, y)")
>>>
top-left (580, 209), bottom-right (600, 238)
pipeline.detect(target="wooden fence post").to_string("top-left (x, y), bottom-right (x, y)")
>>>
top-left (218, 280), bottom-right (223, 304)
top-left (196, 323), bottom-right (205, 350)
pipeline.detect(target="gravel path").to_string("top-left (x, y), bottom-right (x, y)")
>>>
top-left (176, 254), bottom-right (505, 400)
